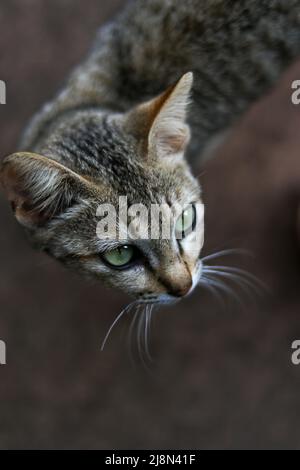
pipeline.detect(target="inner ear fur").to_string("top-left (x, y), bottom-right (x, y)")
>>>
top-left (0, 152), bottom-right (92, 228)
top-left (123, 72), bottom-right (193, 159)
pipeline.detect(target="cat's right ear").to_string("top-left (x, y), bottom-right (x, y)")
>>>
top-left (0, 152), bottom-right (91, 228)
top-left (123, 72), bottom-right (193, 161)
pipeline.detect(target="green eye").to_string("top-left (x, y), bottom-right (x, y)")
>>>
top-left (175, 204), bottom-right (196, 239)
top-left (102, 245), bottom-right (135, 268)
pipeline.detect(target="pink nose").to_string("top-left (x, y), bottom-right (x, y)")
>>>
top-left (158, 262), bottom-right (193, 298)
top-left (169, 281), bottom-right (192, 297)
top-left (168, 279), bottom-right (193, 297)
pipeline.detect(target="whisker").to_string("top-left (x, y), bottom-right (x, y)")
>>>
top-left (203, 265), bottom-right (268, 291)
top-left (198, 275), bottom-right (226, 307)
top-left (128, 304), bottom-right (142, 365)
top-left (136, 306), bottom-right (151, 368)
top-left (144, 304), bottom-right (149, 359)
top-left (136, 309), bottom-right (143, 359)
top-left (101, 301), bottom-right (136, 351)
top-left (203, 268), bottom-right (261, 297)
top-left (201, 248), bottom-right (251, 263)
top-left (127, 301), bottom-right (156, 369)
top-left (202, 274), bottom-right (245, 307)
top-left (144, 304), bottom-right (154, 362)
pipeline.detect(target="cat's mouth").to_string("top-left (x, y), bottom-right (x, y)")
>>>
top-left (142, 294), bottom-right (182, 305)
top-left (138, 260), bottom-right (203, 305)
top-left (137, 294), bottom-right (177, 305)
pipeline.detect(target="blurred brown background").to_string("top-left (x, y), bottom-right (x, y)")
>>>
top-left (1, 0), bottom-right (300, 449)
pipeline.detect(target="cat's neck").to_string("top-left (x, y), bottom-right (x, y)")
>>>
top-left (22, 0), bottom-right (300, 162)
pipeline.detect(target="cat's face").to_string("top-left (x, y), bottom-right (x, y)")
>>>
top-left (49, 158), bottom-right (203, 303)
top-left (1, 73), bottom-right (205, 303)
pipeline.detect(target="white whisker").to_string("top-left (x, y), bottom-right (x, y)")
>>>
top-left (203, 265), bottom-right (268, 292)
top-left (144, 304), bottom-right (154, 362)
top-left (137, 307), bottom-right (147, 364)
top-left (201, 274), bottom-right (245, 307)
top-left (101, 301), bottom-right (137, 351)
top-left (203, 268), bottom-right (261, 297)
top-left (201, 248), bottom-right (251, 263)
top-left (199, 275), bottom-right (226, 307)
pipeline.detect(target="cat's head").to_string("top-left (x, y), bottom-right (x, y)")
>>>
top-left (0, 73), bottom-right (204, 303)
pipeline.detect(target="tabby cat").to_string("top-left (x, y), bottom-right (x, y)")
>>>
top-left (1, 0), bottom-right (300, 304)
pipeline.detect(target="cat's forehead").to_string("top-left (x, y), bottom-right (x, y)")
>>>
top-left (48, 111), bottom-right (199, 205)
top-left (49, 112), bottom-right (138, 178)
top-left (98, 164), bottom-right (198, 208)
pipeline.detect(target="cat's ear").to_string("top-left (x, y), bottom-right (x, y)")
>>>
top-left (0, 152), bottom-right (90, 228)
top-left (124, 72), bottom-right (193, 159)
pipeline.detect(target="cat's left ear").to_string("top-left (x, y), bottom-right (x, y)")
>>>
top-left (0, 152), bottom-right (92, 228)
top-left (123, 72), bottom-right (193, 160)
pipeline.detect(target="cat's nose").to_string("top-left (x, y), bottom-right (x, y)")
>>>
top-left (168, 279), bottom-right (193, 298)
top-left (158, 260), bottom-right (193, 298)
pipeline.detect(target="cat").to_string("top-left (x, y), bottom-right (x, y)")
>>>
top-left (1, 0), bottom-right (300, 304)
